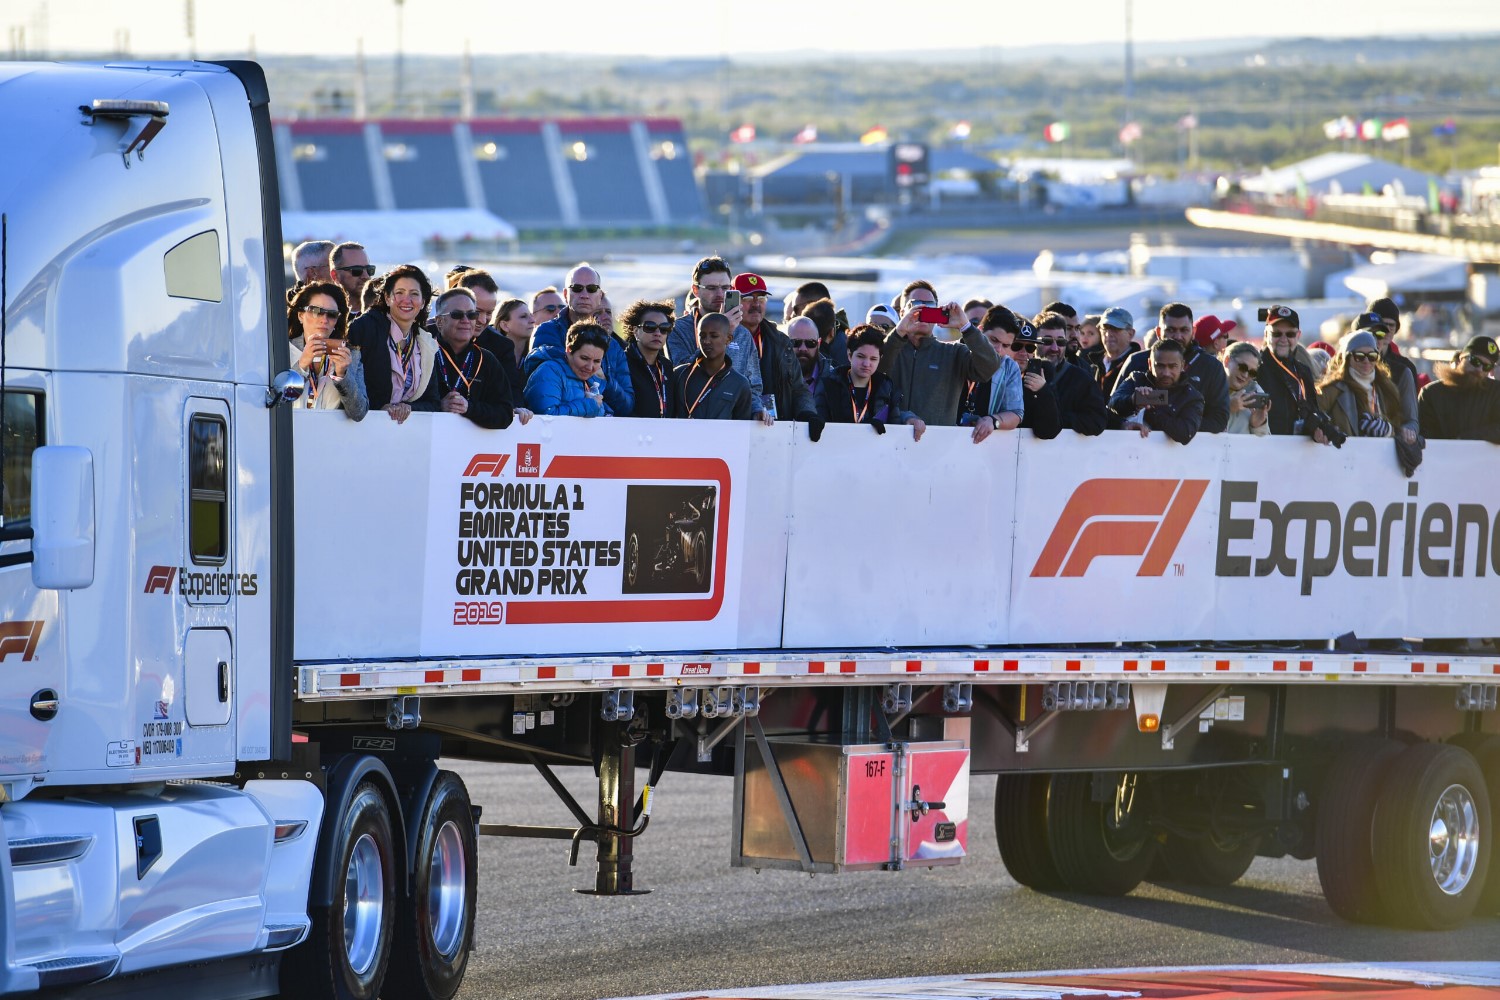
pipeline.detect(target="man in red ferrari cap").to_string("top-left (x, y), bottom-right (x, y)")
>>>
top-left (736, 271), bottom-right (818, 425)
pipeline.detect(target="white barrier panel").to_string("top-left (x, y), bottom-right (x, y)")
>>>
top-left (780, 424), bottom-right (1020, 648)
top-left (295, 413), bottom-right (765, 659)
top-left (296, 413), bottom-right (1500, 658)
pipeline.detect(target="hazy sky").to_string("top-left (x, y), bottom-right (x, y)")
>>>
top-left (8, 0), bottom-right (1500, 57)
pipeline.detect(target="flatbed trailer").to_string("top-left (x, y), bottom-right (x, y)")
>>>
top-left (1, 59), bottom-right (1497, 1000)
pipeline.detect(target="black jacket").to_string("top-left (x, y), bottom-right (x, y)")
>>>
top-left (964, 362), bottom-right (1061, 439)
top-left (1117, 342), bottom-right (1230, 433)
top-left (1108, 371), bottom-right (1205, 445)
top-left (624, 340), bottom-right (679, 418)
top-left (415, 341), bottom-right (515, 429)
top-left (672, 361), bottom-right (755, 420)
top-left (1258, 348), bottom-right (1320, 437)
top-left (815, 368), bottom-right (910, 425)
top-left (1051, 360), bottom-right (1109, 435)
top-left (1418, 372), bottom-right (1500, 442)
top-left (754, 320), bottom-right (818, 421)
top-left (475, 326), bottom-right (527, 408)
top-left (1088, 343), bottom-right (1139, 397)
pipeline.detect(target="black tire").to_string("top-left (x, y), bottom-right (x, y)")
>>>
top-left (625, 532), bottom-right (641, 587)
top-left (1156, 832), bottom-right (1260, 886)
top-left (692, 529), bottom-right (708, 585)
top-left (1045, 772), bottom-right (1156, 896)
top-left (994, 773), bottom-right (1064, 890)
top-left (1373, 742), bottom-right (1491, 929)
top-left (1315, 738), bottom-right (1403, 925)
top-left (1449, 734), bottom-right (1500, 915)
top-left (282, 781), bottom-right (397, 1000)
top-left (386, 772), bottom-right (478, 1000)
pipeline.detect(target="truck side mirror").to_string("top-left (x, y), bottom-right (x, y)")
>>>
top-left (31, 445), bottom-right (95, 590)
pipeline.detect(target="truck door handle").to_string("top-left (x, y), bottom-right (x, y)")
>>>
top-left (906, 784), bottom-right (946, 822)
top-left (31, 689), bottom-right (60, 721)
top-left (217, 661), bottom-right (229, 703)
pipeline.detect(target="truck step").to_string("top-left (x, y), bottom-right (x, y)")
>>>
top-left (8, 834), bottom-right (93, 866)
top-left (24, 955), bottom-right (119, 988)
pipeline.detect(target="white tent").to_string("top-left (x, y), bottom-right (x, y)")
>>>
top-left (1342, 254), bottom-right (1469, 301)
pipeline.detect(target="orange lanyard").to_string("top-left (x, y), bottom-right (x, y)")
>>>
top-left (849, 383), bottom-right (871, 422)
top-left (685, 360), bottom-right (726, 418)
top-left (1268, 351), bottom-right (1304, 400)
top-left (439, 343), bottom-right (482, 395)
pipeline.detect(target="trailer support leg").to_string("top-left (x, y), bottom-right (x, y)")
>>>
top-left (578, 721), bottom-right (650, 896)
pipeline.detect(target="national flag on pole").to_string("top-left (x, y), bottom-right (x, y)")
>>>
top-left (1043, 121), bottom-right (1070, 143)
top-left (1433, 117), bottom-right (1458, 137)
top-left (1118, 121), bottom-right (1143, 145)
top-left (1177, 113), bottom-right (1199, 130)
top-left (859, 125), bottom-right (889, 145)
top-left (1323, 116), bottom-right (1357, 141)
top-left (949, 120), bottom-right (972, 140)
top-left (1359, 118), bottom-right (1383, 141)
top-left (730, 123), bottom-right (756, 144)
top-left (1381, 118), bottom-right (1410, 142)
top-left (792, 123), bottom-right (817, 144)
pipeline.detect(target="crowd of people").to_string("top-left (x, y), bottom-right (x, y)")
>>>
top-left (285, 240), bottom-right (1500, 464)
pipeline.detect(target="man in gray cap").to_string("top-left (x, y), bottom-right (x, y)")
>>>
top-left (1418, 335), bottom-right (1500, 441)
top-left (1088, 306), bottom-right (1139, 399)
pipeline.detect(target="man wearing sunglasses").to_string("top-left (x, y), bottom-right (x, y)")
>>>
top-left (1418, 335), bottom-right (1500, 442)
top-left (961, 307), bottom-right (1030, 440)
top-left (788, 316), bottom-right (831, 393)
top-left (1257, 304), bottom-right (1324, 439)
top-left (525, 262), bottom-right (634, 416)
top-left (1115, 303), bottom-right (1230, 433)
top-left (416, 288), bottom-right (531, 429)
top-left (1356, 304), bottom-right (1420, 446)
top-left (329, 241), bottom-right (374, 312)
top-left (736, 272), bottom-right (819, 428)
top-left (1031, 311), bottom-right (1107, 435)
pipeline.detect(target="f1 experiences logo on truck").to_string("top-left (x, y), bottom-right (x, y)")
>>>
top-left (1033, 477), bottom-right (1500, 595)
top-left (143, 566), bottom-right (259, 597)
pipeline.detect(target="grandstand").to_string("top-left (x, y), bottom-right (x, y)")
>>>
top-left (273, 116), bottom-right (705, 231)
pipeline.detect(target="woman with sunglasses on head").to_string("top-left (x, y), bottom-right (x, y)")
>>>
top-left (1317, 330), bottom-right (1406, 440)
top-left (287, 281), bottom-right (368, 420)
top-left (348, 264), bottom-right (437, 424)
top-left (1222, 341), bottom-right (1269, 436)
top-left (621, 300), bottom-right (679, 418)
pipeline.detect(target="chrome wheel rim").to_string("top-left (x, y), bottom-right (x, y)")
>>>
top-left (1103, 774), bottom-right (1148, 861)
top-left (427, 820), bottom-right (469, 959)
top-left (1429, 783), bottom-right (1480, 896)
top-left (343, 833), bottom-right (385, 976)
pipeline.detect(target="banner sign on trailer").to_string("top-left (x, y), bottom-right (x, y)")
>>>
top-left (293, 417), bottom-right (1500, 659)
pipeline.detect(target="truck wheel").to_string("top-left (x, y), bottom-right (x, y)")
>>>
top-left (1156, 832), bottom-right (1260, 886)
top-left (626, 532), bottom-right (641, 587)
top-left (386, 772), bottom-right (478, 1000)
top-left (994, 773), bottom-right (1063, 890)
top-left (1315, 738), bottom-right (1403, 924)
top-left (1448, 734), bottom-right (1500, 914)
top-left (284, 781), bottom-right (397, 1000)
top-left (1046, 772), bottom-right (1155, 896)
top-left (1372, 742), bottom-right (1491, 929)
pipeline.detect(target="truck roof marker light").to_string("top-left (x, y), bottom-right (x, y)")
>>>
top-left (1132, 682), bottom-right (1168, 736)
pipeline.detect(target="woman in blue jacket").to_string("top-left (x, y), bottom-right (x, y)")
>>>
top-left (524, 323), bottom-right (612, 417)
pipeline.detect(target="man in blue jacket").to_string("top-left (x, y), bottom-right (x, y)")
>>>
top-left (525, 262), bottom-right (634, 416)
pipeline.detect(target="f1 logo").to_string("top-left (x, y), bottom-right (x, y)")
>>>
top-left (1031, 479), bottom-right (1208, 578)
top-left (0, 621), bottom-right (43, 662)
top-left (462, 453), bottom-right (510, 477)
top-left (144, 566), bottom-right (177, 594)
top-left (516, 445), bottom-right (540, 478)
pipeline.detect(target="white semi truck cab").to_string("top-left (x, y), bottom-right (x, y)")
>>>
top-left (2, 60), bottom-right (1499, 1000)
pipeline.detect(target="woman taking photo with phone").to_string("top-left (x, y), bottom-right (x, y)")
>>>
top-left (287, 281), bottom-right (368, 420)
top-left (1222, 341), bottom-right (1269, 436)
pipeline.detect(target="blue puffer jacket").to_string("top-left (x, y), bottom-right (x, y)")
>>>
top-left (523, 358), bottom-right (609, 417)
top-left (524, 307), bottom-right (634, 415)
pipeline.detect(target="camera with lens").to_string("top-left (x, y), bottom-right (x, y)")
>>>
top-left (1299, 399), bottom-right (1347, 448)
